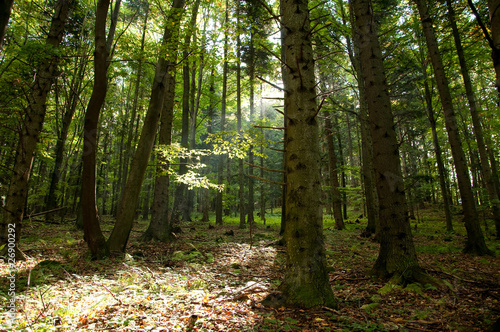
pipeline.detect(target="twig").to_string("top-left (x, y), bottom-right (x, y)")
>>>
top-left (244, 161), bottom-right (285, 173)
top-left (253, 125), bottom-right (285, 130)
top-left (91, 279), bottom-right (123, 305)
top-left (256, 76), bottom-right (285, 92)
top-left (246, 174), bottom-right (286, 186)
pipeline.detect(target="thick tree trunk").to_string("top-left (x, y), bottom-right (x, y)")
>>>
top-left (415, 0), bottom-right (492, 255)
top-left (277, 0), bottom-right (337, 308)
top-left (353, 0), bottom-right (429, 282)
top-left (107, 0), bottom-right (185, 253)
top-left (0, 0), bottom-right (73, 260)
top-left (447, 0), bottom-right (500, 238)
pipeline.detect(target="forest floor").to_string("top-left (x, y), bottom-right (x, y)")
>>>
top-left (1, 207), bottom-right (500, 331)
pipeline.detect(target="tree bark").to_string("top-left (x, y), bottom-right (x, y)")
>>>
top-left (216, 0), bottom-right (229, 226)
top-left (277, 0), bottom-right (337, 308)
top-left (353, 0), bottom-right (430, 282)
top-left (172, 0), bottom-right (201, 224)
top-left (447, 0), bottom-right (500, 238)
top-left (414, 0), bottom-right (492, 255)
top-left (324, 111), bottom-right (344, 230)
top-left (81, 0), bottom-right (112, 259)
top-left (107, 0), bottom-right (186, 253)
top-left (0, 0), bottom-right (73, 260)
top-left (141, 72), bottom-right (177, 242)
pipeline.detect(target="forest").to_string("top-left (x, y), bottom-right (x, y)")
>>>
top-left (0, 0), bottom-right (499, 330)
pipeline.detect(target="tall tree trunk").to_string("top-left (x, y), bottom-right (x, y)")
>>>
top-left (277, 0), bottom-right (337, 308)
top-left (324, 111), bottom-right (344, 230)
top-left (0, 0), bottom-right (73, 260)
top-left (216, 0), bottom-right (229, 226)
top-left (45, 42), bottom-right (89, 213)
top-left (353, 0), bottom-right (430, 282)
top-left (236, 0), bottom-right (246, 229)
top-left (343, 0), bottom-right (378, 236)
top-left (172, 0), bottom-right (201, 223)
top-left (120, 4), bottom-right (148, 206)
top-left (141, 73), bottom-right (177, 242)
top-left (423, 71), bottom-right (454, 232)
top-left (107, 0), bottom-right (186, 253)
top-left (81, 0), bottom-right (112, 259)
top-left (447, 0), bottom-right (500, 238)
top-left (414, 0), bottom-right (492, 255)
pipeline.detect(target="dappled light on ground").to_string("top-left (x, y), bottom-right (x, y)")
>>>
top-left (1, 210), bottom-right (499, 331)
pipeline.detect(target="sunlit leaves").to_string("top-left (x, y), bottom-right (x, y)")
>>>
top-left (205, 129), bottom-right (268, 159)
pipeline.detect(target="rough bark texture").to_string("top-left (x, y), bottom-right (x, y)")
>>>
top-left (277, 0), bottom-right (337, 308)
top-left (353, 0), bottom-right (427, 282)
top-left (0, 0), bottom-right (73, 260)
top-left (107, 0), bottom-right (185, 253)
top-left (415, 0), bottom-right (492, 255)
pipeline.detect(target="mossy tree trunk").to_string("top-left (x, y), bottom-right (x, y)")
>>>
top-left (278, 0), bottom-right (337, 308)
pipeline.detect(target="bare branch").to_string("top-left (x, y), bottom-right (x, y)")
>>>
top-left (246, 174), bottom-right (286, 186)
top-left (244, 161), bottom-right (286, 173)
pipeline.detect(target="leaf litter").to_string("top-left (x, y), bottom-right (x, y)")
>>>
top-left (0, 212), bottom-right (499, 331)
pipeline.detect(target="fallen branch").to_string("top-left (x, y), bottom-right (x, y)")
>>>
top-left (23, 207), bottom-right (66, 219)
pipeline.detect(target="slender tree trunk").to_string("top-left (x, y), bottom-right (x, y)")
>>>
top-left (81, 0), bottom-right (112, 259)
top-left (415, 0), bottom-right (492, 255)
top-left (141, 73), bottom-right (177, 242)
top-left (107, 0), bottom-right (186, 253)
top-left (324, 112), bottom-right (344, 230)
top-left (46, 43), bottom-right (89, 213)
top-left (343, 0), bottom-right (378, 236)
top-left (276, 0), bottom-right (337, 308)
top-left (236, 0), bottom-right (246, 229)
top-left (423, 74), bottom-right (454, 232)
top-left (216, 0), bottom-right (229, 226)
top-left (447, 0), bottom-right (500, 238)
top-left (0, 0), bottom-right (73, 260)
top-left (353, 0), bottom-right (431, 282)
top-left (120, 4), bottom-right (148, 205)
top-left (172, 0), bottom-right (201, 223)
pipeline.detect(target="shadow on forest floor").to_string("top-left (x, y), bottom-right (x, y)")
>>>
top-left (1, 207), bottom-right (499, 331)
